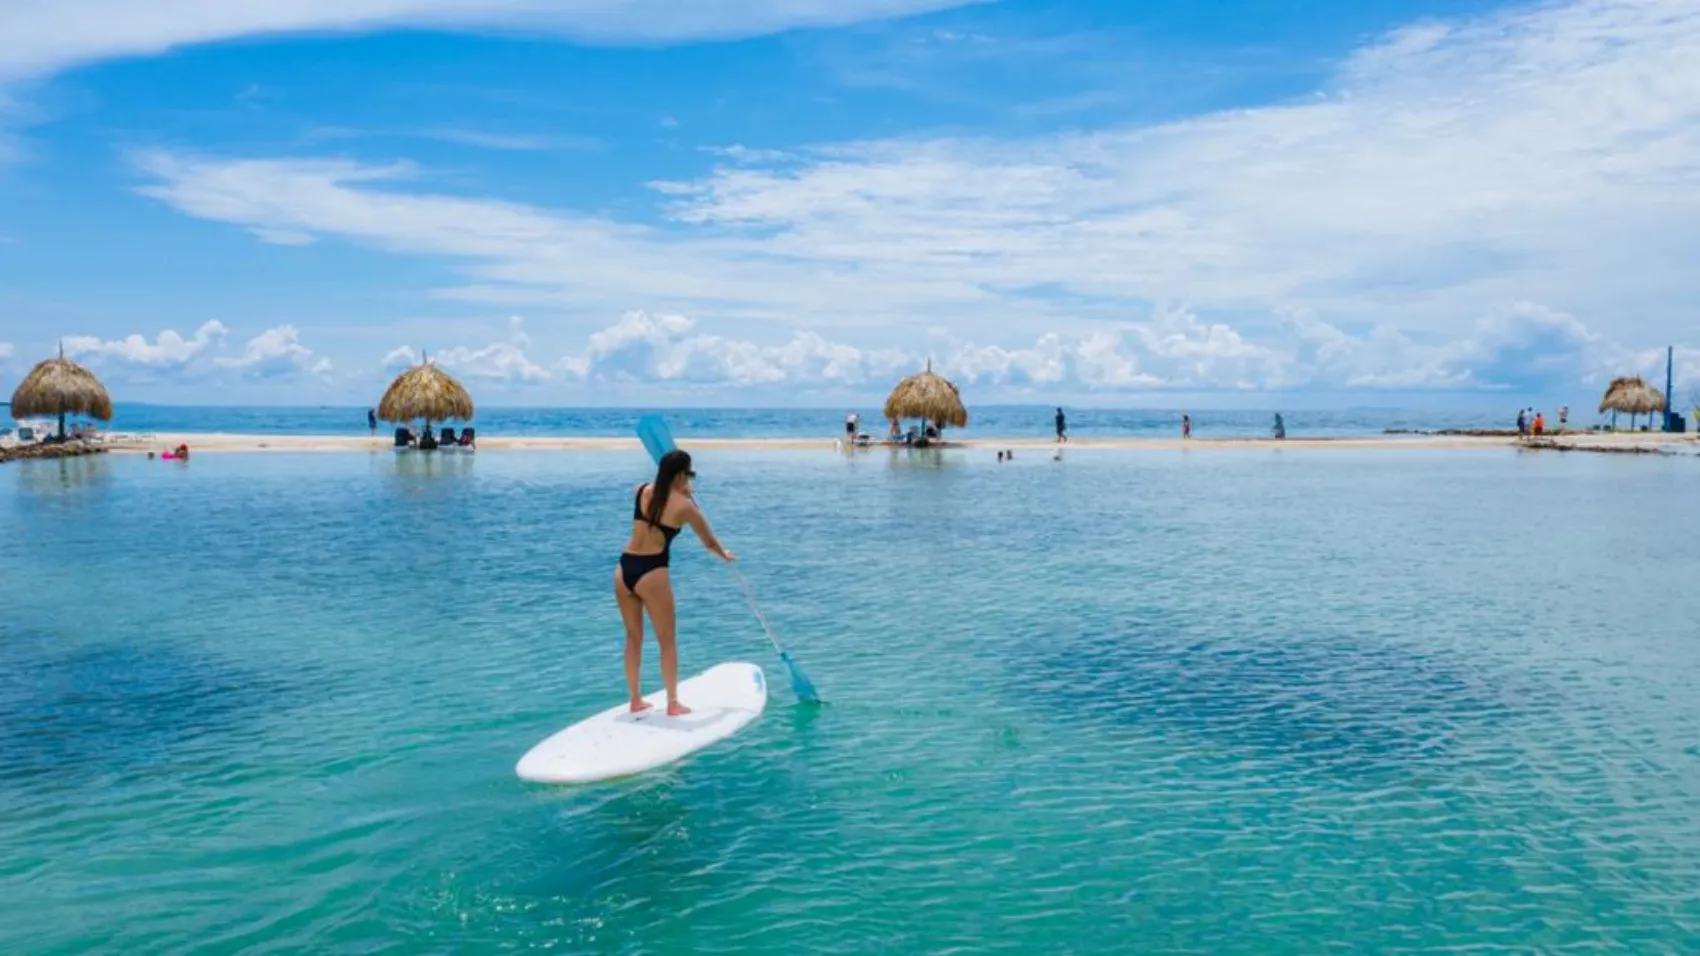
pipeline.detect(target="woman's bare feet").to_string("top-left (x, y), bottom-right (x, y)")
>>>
top-left (630, 699), bottom-right (654, 714)
top-left (666, 701), bottom-right (692, 717)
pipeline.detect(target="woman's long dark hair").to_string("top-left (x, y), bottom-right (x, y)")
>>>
top-left (644, 449), bottom-right (692, 528)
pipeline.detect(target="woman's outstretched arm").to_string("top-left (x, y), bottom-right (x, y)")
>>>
top-left (683, 502), bottom-right (736, 561)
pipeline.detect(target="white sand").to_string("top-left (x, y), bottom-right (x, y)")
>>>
top-left (97, 430), bottom-right (1698, 455)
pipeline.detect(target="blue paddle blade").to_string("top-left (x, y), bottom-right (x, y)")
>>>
top-left (635, 414), bottom-right (677, 463)
top-left (780, 651), bottom-right (821, 704)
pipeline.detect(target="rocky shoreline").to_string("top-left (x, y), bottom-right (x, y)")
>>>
top-left (1521, 437), bottom-right (1680, 456)
top-left (0, 441), bottom-right (109, 465)
top-left (1382, 427), bottom-right (1587, 437)
top-left (1384, 428), bottom-right (1519, 436)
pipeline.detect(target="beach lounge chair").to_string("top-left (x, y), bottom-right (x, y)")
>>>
top-left (393, 427), bottom-right (413, 448)
top-left (17, 426), bottom-right (36, 443)
top-left (440, 426), bottom-right (457, 446)
top-left (459, 427), bottom-right (476, 448)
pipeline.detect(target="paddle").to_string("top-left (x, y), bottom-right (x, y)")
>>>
top-left (635, 414), bottom-right (821, 704)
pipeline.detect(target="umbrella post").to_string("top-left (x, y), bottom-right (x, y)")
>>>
top-left (57, 411), bottom-right (65, 441)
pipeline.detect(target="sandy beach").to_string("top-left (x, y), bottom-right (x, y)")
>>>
top-left (91, 429), bottom-right (1698, 455)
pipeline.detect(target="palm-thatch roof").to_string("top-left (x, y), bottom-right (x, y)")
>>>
top-left (378, 358), bottom-right (474, 425)
top-left (1597, 375), bottom-right (1665, 415)
top-left (883, 361), bottom-right (968, 428)
top-left (10, 344), bottom-right (113, 437)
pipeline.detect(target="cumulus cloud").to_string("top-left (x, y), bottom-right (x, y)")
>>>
top-left (544, 302), bottom-right (1666, 396)
top-left (1273, 302), bottom-right (1670, 393)
top-left (79, 0), bottom-right (1700, 402)
top-left (214, 325), bottom-right (332, 378)
top-left (941, 314), bottom-right (1271, 392)
top-left (62, 320), bottom-right (228, 369)
top-left (128, 0), bottom-right (1700, 376)
top-left (386, 316), bottom-right (549, 382)
top-left (54, 321), bottom-right (329, 382)
top-left (0, 342), bottom-right (13, 360)
top-left (0, 0), bottom-right (982, 81)
top-left (558, 310), bottom-right (913, 386)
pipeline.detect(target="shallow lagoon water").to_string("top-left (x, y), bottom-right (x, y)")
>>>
top-left (3, 446), bottom-right (1698, 954)
top-left (84, 403), bottom-right (1512, 440)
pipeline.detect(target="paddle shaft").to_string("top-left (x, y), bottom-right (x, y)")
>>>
top-left (727, 562), bottom-right (785, 657)
top-left (636, 414), bottom-right (817, 700)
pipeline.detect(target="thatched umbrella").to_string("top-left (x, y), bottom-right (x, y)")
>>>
top-left (378, 356), bottom-right (474, 444)
top-left (883, 360), bottom-right (968, 436)
top-left (1598, 375), bottom-right (1665, 430)
top-left (9, 343), bottom-right (113, 440)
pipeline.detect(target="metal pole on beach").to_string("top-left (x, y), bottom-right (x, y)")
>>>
top-left (1664, 346), bottom-right (1675, 432)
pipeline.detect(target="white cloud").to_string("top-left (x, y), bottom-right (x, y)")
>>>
top-left (56, 321), bottom-right (329, 383)
top-left (382, 345), bottom-right (418, 369)
top-left (0, 0), bottom-right (983, 81)
top-left (129, 0), bottom-right (1700, 375)
top-left (386, 316), bottom-right (549, 382)
top-left (98, 0), bottom-right (1700, 400)
top-left (699, 144), bottom-right (795, 165)
top-left (540, 301), bottom-right (1674, 398)
top-left (652, 0), bottom-right (1700, 343)
top-left (214, 325), bottom-right (332, 378)
top-left (560, 310), bottom-right (914, 386)
top-left (0, 342), bottom-right (12, 359)
top-left (63, 320), bottom-right (228, 368)
top-left (418, 129), bottom-right (598, 152)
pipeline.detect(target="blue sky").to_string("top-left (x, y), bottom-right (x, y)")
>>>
top-left (0, 0), bottom-right (1696, 410)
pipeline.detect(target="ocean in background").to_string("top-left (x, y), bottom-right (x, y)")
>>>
top-left (80, 403), bottom-right (1523, 440)
top-left (4, 445), bottom-right (1698, 954)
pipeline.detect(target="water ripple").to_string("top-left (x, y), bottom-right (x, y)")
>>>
top-left (2, 449), bottom-right (1698, 954)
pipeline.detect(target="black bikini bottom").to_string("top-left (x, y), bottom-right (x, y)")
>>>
top-left (619, 551), bottom-right (669, 592)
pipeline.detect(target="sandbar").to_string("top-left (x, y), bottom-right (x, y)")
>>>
top-left (89, 430), bottom-right (1698, 455)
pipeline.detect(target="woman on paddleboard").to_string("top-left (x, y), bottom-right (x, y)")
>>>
top-left (615, 449), bottom-right (735, 715)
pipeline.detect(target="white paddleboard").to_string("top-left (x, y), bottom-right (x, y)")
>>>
top-left (516, 662), bottom-right (768, 784)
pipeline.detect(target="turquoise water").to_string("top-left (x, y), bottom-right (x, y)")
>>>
top-left (3, 446), bottom-right (1698, 954)
top-left (67, 403), bottom-right (1516, 440)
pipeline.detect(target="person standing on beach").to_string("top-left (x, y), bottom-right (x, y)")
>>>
top-left (614, 449), bottom-right (734, 716)
top-left (1560, 405), bottom-right (1568, 429)
top-left (1517, 408), bottom-right (1528, 438)
top-left (367, 408), bottom-right (377, 435)
top-left (1055, 407), bottom-right (1068, 443)
top-left (1181, 414), bottom-right (1192, 439)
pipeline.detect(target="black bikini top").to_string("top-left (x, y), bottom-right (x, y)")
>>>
top-left (634, 484), bottom-right (683, 543)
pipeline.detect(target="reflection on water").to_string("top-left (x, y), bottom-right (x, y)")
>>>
top-left (374, 448), bottom-right (479, 501)
top-left (10, 454), bottom-right (113, 501)
top-left (385, 448), bottom-right (478, 475)
top-left (880, 446), bottom-right (956, 470)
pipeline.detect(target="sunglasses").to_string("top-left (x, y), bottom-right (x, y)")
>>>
top-left (684, 469), bottom-right (697, 478)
